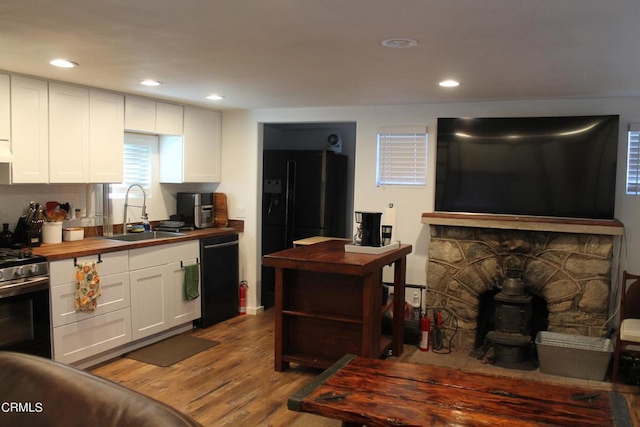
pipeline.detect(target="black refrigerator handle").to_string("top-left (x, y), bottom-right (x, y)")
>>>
top-left (285, 160), bottom-right (296, 247)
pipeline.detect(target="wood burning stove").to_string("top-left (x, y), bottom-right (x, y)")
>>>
top-left (484, 269), bottom-right (537, 370)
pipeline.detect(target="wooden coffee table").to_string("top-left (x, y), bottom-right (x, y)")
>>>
top-left (288, 354), bottom-right (631, 426)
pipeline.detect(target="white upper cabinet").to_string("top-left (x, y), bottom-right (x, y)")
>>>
top-left (0, 74), bottom-right (216, 185)
top-left (89, 90), bottom-right (124, 183)
top-left (9, 76), bottom-right (49, 184)
top-left (125, 96), bottom-right (183, 136)
top-left (159, 107), bottom-right (221, 183)
top-left (0, 74), bottom-right (9, 142)
top-left (49, 83), bottom-right (90, 183)
top-left (124, 96), bottom-right (156, 132)
top-left (156, 102), bottom-right (183, 135)
top-left (49, 84), bottom-right (124, 183)
top-left (0, 74), bottom-right (11, 168)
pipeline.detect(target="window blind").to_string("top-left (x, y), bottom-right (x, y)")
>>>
top-left (110, 143), bottom-right (152, 197)
top-left (627, 124), bottom-right (640, 195)
top-left (376, 127), bottom-right (428, 186)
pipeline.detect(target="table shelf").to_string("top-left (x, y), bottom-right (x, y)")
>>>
top-left (282, 310), bottom-right (363, 325)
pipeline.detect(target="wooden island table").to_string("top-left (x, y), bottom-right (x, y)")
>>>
top-left (263, 239), bottom-right (412, 371)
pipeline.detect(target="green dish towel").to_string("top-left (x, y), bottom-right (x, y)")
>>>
top-left (184, 264), bottom-right (200, 300)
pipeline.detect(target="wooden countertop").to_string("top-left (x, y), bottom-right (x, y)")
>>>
top-left (33, 227), bottom-right (239, 261)
top-left (263, 239), bottom-right (412, 275)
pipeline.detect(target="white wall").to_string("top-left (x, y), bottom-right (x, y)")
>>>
top-left (218, 97), bottom-right (640, 314)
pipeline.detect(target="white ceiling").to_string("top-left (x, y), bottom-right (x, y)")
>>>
top-left (1, 0), bottom-right (639, 111)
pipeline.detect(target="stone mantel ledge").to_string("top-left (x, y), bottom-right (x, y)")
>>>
top-left (421, 212), bottom-right (624, 236)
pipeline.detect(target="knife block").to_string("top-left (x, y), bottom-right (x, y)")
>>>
top-left (13, 216), bottom-right (42, 247)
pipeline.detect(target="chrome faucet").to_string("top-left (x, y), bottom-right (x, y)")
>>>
top-left (123, 184), bottom-right (147, 234)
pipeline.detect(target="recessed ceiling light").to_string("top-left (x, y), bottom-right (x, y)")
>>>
top-left (380, 38), bottom-right (419, 49)
top-left (140, 79), bottom-right (162, 87)
top-left (50, 59), bottom-right (78, 68)
top-left (206, 94), bottom-right (225, 100)
top-left (439, 79), bottom-right (460, 88)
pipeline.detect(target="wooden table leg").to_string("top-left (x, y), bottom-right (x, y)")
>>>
top-left (391, 256), bottom-right (406, 356)
top-left (274, 267), bottom-right (288, 371)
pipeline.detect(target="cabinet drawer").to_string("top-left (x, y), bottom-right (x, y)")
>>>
top-left (51, 272), bottom-right (130, 327)
top-left (129, 241), bottom-right (198, 270)
top-left (50, 251), bottom-right (129, 286)
top-left (53, 308), bottom-right (132, 364)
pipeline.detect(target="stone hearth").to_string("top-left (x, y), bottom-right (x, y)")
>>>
top-left (425, 225), bottom-right (613, 352)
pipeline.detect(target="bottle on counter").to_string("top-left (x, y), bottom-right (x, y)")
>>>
top-left (142, 214), bottom-right (151, 231)
top-left (0, 223), bottom-right (13, 248)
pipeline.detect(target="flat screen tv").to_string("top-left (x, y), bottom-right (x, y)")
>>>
top-left (435, 115), bottom-right (619, 220)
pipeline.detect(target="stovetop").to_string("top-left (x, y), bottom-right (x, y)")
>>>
top-left (0, 248), bottom-right (48, 284)
top-left (0, 248), bottom-right (46, 267)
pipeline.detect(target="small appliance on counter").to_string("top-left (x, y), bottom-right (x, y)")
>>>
top-left (177, 193), bottom-right (214, 229)
top-left (353, 211), bottom-right (383, 247)
top-left (345, 211), bottom-right (399, 254)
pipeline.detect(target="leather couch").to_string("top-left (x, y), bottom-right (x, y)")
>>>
top-left (0, 352), bottom-right (202, 426)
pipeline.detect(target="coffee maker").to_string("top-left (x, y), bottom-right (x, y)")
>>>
top-left (354, 211), bottom-right (382, 247)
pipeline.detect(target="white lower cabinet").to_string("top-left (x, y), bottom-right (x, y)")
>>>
top-left (50, 251), bottom-right (132, 364)
top-left (52, 309), bottom-right (132, 365)
top-left (130, 241), bottom-right (200, 340)
top-left (50, 240), bottom-right (201, 365)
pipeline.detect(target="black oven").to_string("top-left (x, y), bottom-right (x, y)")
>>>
top-left (0, 249), bottom-right (51, 358)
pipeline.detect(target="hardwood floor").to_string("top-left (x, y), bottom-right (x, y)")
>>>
top-left (90, 310), bottom-right (639, 426)
top-left (90, 309), bottom-right (349, 426)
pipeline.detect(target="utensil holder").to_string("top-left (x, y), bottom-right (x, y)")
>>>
top-left (42, 221), bottom-right (62, 244)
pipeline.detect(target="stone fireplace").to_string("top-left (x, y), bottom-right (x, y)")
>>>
top-left (422, 213), bottom-right (622, 353)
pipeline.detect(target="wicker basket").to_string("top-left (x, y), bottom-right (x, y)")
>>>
top-left (535, 331), bottom-right (613, 381)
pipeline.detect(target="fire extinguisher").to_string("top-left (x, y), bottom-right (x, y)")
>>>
top-left (239, 281), bottom-right (248, 315)
top-left (419, 311), bottom-right (430, 352)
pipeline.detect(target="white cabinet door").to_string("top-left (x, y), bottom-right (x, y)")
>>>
top-left (0, 74), bottom-right (9, 142)
top-left (89, 90), bottom-right (124, 183)
top-left (53, 308), bottom-right (132, 364)
top-left (156, 102), bottom-right (183, 136)
top-left (124, 96), bottom-right (156, 132)
top-left (159, 107), bottom-right (221, 183)
top-left (184, 107), bottom-right (221, 182)
top-left (49, 82), bottom-right (90, 183)
top-left (10, 76), bottom-right (49, 183)
top-left (168, 258), bottom-right (201, 326)
top-left (130, 265), bottom-right (170, 340)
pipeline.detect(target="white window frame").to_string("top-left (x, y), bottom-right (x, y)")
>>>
top-left (376, 126), bottom-right (428, 187)
top-left (626, 125), bottom-right (640, 195)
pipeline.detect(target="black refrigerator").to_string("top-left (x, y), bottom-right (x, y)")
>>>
top-left (261, 150), bottom-right (348, 306)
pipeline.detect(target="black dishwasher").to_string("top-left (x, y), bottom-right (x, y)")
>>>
top-left (195, 233), bottom-right (239, 328)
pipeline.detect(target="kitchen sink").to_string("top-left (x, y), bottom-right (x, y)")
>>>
top-left (101, 231), bottom-right (186, 242)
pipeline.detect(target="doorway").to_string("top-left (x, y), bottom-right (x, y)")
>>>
top-left (260, 122), bottom-right (356, 308)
